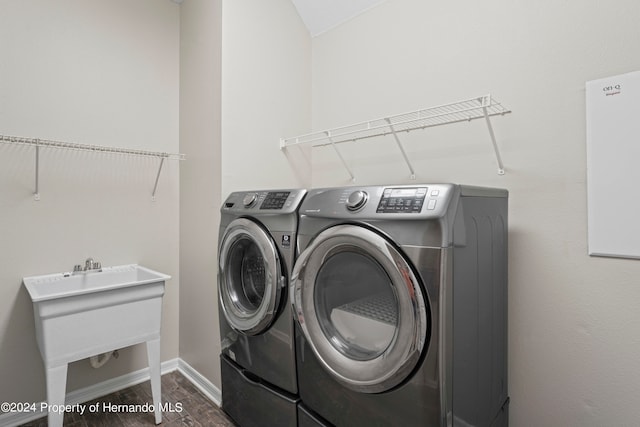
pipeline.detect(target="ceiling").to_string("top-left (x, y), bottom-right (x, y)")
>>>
top-left (291, 0), bottom-right (386, 37)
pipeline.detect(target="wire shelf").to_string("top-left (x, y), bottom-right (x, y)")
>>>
top-left (280, 94), bottom-right (511, 178)
top-left (0, 133), bottom-right (185, 200)
top-left (0, 134), bottom-right (185, 160)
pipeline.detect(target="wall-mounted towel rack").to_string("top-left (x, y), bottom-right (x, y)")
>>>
top-left (280, 94), bottom-right (511, 180)
top-left (0, 134), bottom-right (185, 201)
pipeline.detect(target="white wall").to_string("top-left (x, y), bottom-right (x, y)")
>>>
top-left (178, 0), bottom-right (311, 389)
top-left (221, 0), bottom-right (312, 196)
top-left (0, 0), bottom-right (311, 409)
top-left (5, 1), bottom-right (637, 424)
top-left (0, 0), bottom-right (180, 403)
top-left (310, 0), bottom-right (640, 425)
top-left (179, 0), bottom-right (224, 387)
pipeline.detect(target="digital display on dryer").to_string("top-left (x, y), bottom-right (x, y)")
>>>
top-left (376, 187), bottom-right (427, 213)
top-left (389, 188), bottom-right (419, 197)
top-left (260, 192), bottom-right (291, 209)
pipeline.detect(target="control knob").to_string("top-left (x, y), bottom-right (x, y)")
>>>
top-left (242, 192), bottom-right (258, 207)
top-left (346, 190), bottom-right (368, 211)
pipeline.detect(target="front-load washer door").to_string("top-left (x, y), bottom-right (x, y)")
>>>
top-left (219, 217), bottom-right (285, 335)
top-left (292, 224), bottom-right (430, 393)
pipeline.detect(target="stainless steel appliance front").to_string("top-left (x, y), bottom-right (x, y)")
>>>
top-left (218, 189), bottom-right (306, 427)
top-left (219, 217), bottom-right (284, 335)
top-left (292, 224), bottom-right (428, 393)
top-left (292, 184), bottom-right (509, 427)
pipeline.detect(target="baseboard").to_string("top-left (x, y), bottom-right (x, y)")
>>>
top-left (0, 358), bottom-right (221, 427)
top-left (177, 358), bottom-right (222, 406)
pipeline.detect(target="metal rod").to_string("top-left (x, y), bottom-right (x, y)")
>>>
top-left (385, 118), bottom-right (416, 179)
top-left (326, 132), bottom-right (356, 182)
top-left (34, 144), bottom-right (40, 201)
top-left (482, 106), bottom-right (505, 175)
top-left (151, 157), bottom-right (166, 200)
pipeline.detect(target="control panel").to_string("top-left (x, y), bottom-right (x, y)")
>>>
top-left (376, 187), bottom-right (428, 213)
top-left (223, 189), bottom-right (306, 215)
top-left (346, 190), bottom-right (369, 211)
top-left (260, 191), bottom-right (292, 210)
top-left (300, 185), bottom-right (454, 218)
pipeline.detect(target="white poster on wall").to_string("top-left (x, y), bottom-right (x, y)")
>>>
top-left (586, 70), bottom-right (640, 259)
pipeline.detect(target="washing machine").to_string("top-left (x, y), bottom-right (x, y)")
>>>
top-left (291, 184), bottom-right (509, 427)
top-left (218, 189), bottom-right (306, 427)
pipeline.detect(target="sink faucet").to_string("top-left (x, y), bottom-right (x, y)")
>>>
top-left (73, 258), bottom-right (102, 274)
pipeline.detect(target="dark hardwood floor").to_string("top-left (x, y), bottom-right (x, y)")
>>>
top-left (20, 371), bottom-right (236, 426)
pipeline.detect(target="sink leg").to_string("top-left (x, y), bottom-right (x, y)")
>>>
top-left (46, 363), bottom-right (68, 427)
top-left (146, 338), bottom-right (162, 424)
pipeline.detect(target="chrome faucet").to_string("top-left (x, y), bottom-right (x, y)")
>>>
top-left (73, 257), bottom-right (102, 274)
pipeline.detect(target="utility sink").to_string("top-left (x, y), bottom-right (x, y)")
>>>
top-left (24, 264), bottom-right (170, 302)
top-left (23, 264), bottom-right (170, 427)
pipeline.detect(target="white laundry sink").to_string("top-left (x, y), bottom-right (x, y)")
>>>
top-left (24, 264), bottom-right (169, 365)
top-left (23, 264), bottom-right (170, 427)
top-left (25, 263), bottom-right (169, 302)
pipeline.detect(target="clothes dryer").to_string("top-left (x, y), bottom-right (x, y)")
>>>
top-left (218, 189), bottom-right (306, 427)
top-left (291, 184), bottom-right (509, 427)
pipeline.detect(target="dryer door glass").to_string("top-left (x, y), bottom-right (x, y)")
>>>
top-left (292, 224), bottom-right (429, 393)
top-left (228, 238), bottom-right (266, 310)
top-left (219, 218), bottom-right (283, 335)
top-left (314, 251), bottom-right (397, 361)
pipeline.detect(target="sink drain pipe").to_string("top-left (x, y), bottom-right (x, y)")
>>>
top-left (89, 350), bottom-right (119, 368)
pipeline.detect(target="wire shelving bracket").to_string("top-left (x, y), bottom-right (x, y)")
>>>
top-left (0, 134), bottom-right (185, 201)
top-left (280, 94), bottom-right (511, 179)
